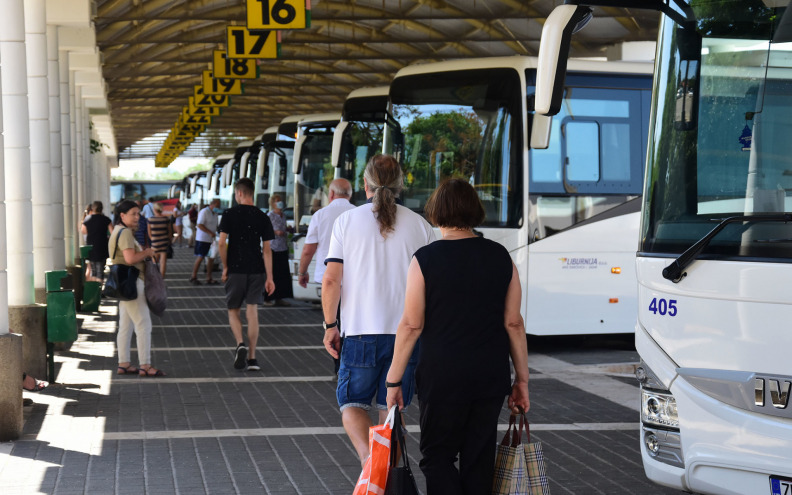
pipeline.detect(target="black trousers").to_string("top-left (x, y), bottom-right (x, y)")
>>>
top-left (264, 250), bottom-right (293, 300)
top-left (418, 396), bottom-right (504, 495)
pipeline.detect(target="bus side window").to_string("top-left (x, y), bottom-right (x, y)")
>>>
top-left (530, 86), bottom-right (644, 195)
top-left (563, 120), bottom-right (600, 185)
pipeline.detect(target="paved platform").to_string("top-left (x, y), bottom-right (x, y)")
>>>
top-left (1, 247), bottom-right (688, 494)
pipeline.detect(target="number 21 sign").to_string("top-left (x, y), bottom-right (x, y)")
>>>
top-left (246, 0), bottom-right (310, 30)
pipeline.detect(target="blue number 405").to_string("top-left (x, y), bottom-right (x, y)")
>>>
top-left (649, 298), bottom-right (677, 316)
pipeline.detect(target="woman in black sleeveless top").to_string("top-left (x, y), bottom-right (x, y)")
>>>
top-left (386, 179), bottom-right (530, 495)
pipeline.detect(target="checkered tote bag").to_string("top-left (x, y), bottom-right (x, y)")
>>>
top-left (492, 413), bottom-right (550, 495)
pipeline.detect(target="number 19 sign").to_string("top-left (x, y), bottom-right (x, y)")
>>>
top-left (246, 0), bottom-right (309, 30)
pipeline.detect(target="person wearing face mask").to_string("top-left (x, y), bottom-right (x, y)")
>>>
top-left (190, 198), bottom-right (221, 285)
top-left (263, 193), bottom-right (293, 306)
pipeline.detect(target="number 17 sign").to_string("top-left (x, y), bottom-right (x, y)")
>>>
top-left (246, 0), bottom-right (310, 30)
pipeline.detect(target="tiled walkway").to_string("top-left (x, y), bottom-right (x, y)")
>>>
top-left (1, 246), bottom-right (686, 494)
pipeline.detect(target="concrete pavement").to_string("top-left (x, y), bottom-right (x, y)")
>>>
top-left (0, 246), bottom-right (687, 494)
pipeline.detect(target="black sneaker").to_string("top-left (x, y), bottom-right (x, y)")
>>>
top-left (233, 343), bottom-right (248, 370)
top-left (246, 359), bottom-right (260, 371)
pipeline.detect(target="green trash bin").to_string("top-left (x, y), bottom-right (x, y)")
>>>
top-left (78, 245), bottom-right (101, 311)
top-left (45, 270), bottom-right (77, 342)
top-left (45, 269), bottom-right (78, 382)
top-left (45, 269), bottom-right (69, 292)
top-left (82, 281), bottom-right (101, 312)
top-left (79, 245), bottom-right (93, 260)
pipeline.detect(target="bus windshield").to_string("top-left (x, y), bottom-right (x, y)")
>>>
top-left (339, 120), bottom-right (385, 205)
top-left (110, 181), bottom-right (174, 206)
top-left (295, 126), bottom-right (335, 229)
top-left (641, 1), bottom-right (792, 259)
top-left (390, 68), bottom-right (522, 227)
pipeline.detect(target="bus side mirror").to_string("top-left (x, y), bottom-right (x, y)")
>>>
top-left (190, 176), bottom-right (197, 194)
top-left (530, 113), bottom-right (552, 149)
top-left (239, 151), bottom-right (251, 178)
top-left (331, 121), bottom-right (349, 168)
top-left (279, 155), bottom-right (288, 187)
top-left (535, 4), bottom-right (593, 116)
top-left (293, 135), bottom-right (307, 174)
top-left (256, 148), bottom-right (267, 177)
top-left (223, 161), bottom-right (234, 187)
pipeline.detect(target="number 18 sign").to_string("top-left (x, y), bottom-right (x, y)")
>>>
top-left (246, 0), bottom-right (310, 30)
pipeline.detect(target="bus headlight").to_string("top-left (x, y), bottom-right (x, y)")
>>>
top-left (641, 390), bottom-right (679, 429)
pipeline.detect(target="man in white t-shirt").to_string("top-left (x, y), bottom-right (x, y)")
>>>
top-left (298, 178), bottom-right (355, 374)
top-left (298, 178), bottom-right (355, 287)
top-left (321, 155), bottom-right (435, 467)
top-left (190, 199), bottom-right (221, 285)
top-left (141, 197), bottom-right (156, 219)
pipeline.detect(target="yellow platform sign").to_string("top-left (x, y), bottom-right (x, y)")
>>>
top-left (184, 101), bottom-right (221, 118)
top-left (246, 0), bottom-right (308, 30)
top-left (192, 86), bottom-right (231, 108)
top-left (202, 70), bottom-right (244, 95)
top-left (226, 27), bottom-right (278, 59)
top-left (213, 50), bottom-right (258, 79)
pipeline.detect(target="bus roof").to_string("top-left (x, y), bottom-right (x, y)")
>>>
top-left (110, 179), bottom-right (179, 184)
top-left (393, 56), bottom-right (653, 80)
top-left (262, 126), bottom-right (278, 143)
top-left (342, 86), bottom-right (389, 122)
top-left (278, 115), bottom-right (302, 138)
top-left (297, 113), bottom-right (341, 126)
top-left (345, 86), bottom-right (390, 100)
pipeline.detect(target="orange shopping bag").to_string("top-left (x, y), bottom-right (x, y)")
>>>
top-left (353, 406), bottom-right (398, 495)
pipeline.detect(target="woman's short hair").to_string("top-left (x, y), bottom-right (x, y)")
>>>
top-left (114, 200), bottom-right (139, 226)
top-left (424, 179), bottom-right (485, 229)
top-left (152, 202), bottom-right (163, 213)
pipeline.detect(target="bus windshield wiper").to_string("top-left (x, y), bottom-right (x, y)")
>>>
top-left (662, 213), bottom-right (792, 283)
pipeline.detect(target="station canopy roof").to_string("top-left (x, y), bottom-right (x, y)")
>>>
top-left (95, 0), bottom-right (660, 160)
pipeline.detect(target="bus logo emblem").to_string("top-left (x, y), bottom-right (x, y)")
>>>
top-left (754, 378), bottom-right (791, 409)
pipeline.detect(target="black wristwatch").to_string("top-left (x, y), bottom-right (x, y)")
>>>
top-left (385, 381), bottom-right (402, 388)
top-left (323, 320), bottom-right (338, 330)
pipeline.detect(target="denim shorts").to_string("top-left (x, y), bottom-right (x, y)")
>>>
top-left (194, 240), bottom-right (211, 257)
top-left (336, 334), bottom-right (419, 412)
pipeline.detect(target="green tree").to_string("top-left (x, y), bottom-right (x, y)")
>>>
top-left (403, 110), bottom-right (483, 188)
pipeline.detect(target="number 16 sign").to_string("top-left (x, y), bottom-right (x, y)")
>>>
top-left (246, 0), bottom-right (309, 30)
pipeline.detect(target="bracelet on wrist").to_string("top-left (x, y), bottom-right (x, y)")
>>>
top-left (385, 380), bottom-right (402, 388)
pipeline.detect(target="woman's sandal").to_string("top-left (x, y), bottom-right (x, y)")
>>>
top-left (139, 367), bottom-right (166, 377)
top-left (117, 365), bottom-right (139, 375)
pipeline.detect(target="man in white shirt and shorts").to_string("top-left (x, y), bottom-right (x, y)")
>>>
top-left (298, 178), bottom-right (355, 374)
top-left (190, 198), bottom-right (220, 285)
top-left (321, 155), bottom-right (435, 467)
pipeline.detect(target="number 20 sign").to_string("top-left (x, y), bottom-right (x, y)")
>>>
top-left (246, 0), bottom-right (309, 30)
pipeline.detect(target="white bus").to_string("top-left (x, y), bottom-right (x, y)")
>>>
top-left (254, 118), bottom-right (297, 215)
top-left (332, 86), bottom-right (392, 205)
top-left (388, 56), bottom-right (652, 335)
top-left (206, 153), bottom-right (235, 210)
top-left (290, 113), bottom-right (341, 301)
top-left (538, 2), bottom-right (792, 494)
top-left (292, 87), bottom-right (392, 301)
top-left (292, 113), bottom-right (342, 232)
top-left (252, 127), bottom-right (278, 210)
